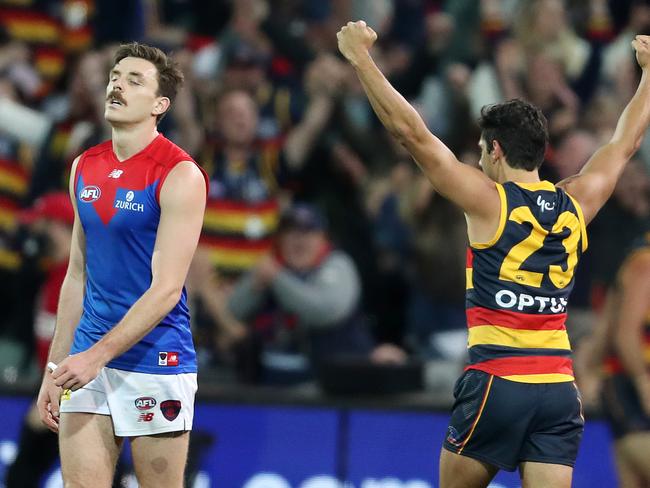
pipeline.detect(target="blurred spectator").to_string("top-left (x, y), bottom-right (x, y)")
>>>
top-left (93, 0), bottom-right (146, 46)
top-left (589, 159), bottom-right (650, 289)
top-left (574, 229), bottom-right (650, 487)
top-left (29, 50), bottom-right (110, 200)
top-left (545, 129), bottom-right (599, 183)
top-left (0, 0), bottom-right (648, 396)
top-left (5, 192), bottom-right (72, 488)
top-left (215, 40), bottom-right (345, 141)
top-left (0, 60), bottom-right (38, 358)
top-left (367, 161), bottom-right (468, 362)
top-left (195, 60), bottom-right (342, 276)
top-left (515, 0), bottom-right (591, 83)
top-left (189, 57), bottom-right (345, 359)
top-left (0, 0), bottom-right (93, 96)
top-left (225, 204), bottom-right (404, 384)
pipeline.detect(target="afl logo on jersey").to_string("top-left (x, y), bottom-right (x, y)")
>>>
top-left (79, 185), bottom-right (101, 202)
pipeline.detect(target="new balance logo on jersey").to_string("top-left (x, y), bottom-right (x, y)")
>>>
top-left (108, 169), bottom-right (124, 178)
top-left (115, 190), bottom-right (144, 213)
top-left (536, 195), bottom-right (555, 213)
top-left (158, 351), bottom-right (179, 366)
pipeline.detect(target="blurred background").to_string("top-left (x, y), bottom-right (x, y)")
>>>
top-left (0, 0), bottom-right (648, 486)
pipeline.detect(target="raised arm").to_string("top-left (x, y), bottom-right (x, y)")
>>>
top-left (557, 36), bottom-right (650, 223)
top-left (336, 21), bottom-right (500, 234)
top-left (283, 54), bottom-right (345, 170)
top-left (51, 161), bottom-right (207, 391)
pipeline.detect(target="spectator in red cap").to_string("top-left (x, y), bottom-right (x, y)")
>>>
top-left (5, 192), bottom-right (73, 488)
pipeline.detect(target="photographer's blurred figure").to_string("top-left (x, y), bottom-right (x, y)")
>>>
top-left (225, 203), bottom-right (404, 384)
top-left (6, 192), bottom-right (72, 488)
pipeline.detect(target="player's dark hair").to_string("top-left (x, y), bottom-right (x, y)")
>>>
top-left (113, 42), bottom-right (184, 122)
top-left (478, 99), bottom-right (548, 171)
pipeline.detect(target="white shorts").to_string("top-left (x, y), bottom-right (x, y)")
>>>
top-left (59, 366), bottom-right (197, 437)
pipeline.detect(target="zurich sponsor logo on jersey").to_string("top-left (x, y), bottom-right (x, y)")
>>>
top-left (115, 189), bottom-right (145, 213)
top-left (79, 185), bottom-right (101, 202)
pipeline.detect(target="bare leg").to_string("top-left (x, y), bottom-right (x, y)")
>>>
top-left (519, 461), bottom-right (572, 488)
top-left (59, 413), bottom-right (122, 488)
top-left (131, 431), bottom-right (190, 488)
top-left (614, 440), bottom-right (645, 488)
top-left (439, 448), bottom-right (498, 488)
top-left (615, 433), bottom-right (650, 486)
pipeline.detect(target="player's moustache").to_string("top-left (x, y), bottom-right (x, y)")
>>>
top-left (107, 90), bottom-right (127, 106)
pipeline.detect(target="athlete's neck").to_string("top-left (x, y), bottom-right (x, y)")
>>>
top-left (111, 124), bottom-right (159, 162)
top-left (500, 167), bottom-right (541, 185)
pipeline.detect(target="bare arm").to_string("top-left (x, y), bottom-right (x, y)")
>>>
top-left (336, 21), bottom-right (500, 241)
top-left (614, 251), bottom-right (650, 414)
top-left (188, 247), bottom-right (248, 346)
top-left (572, 291), bottom-right (616, 407)
top-left (37, 155), bottom-right (85, 431)
top-left (283, 95), bottom-right (335, 170)
top-left (270, 253), bottom-right (360, 328)
top-left (48, 156), bottom-right (86, 364)
top-left (558, 36), bottom-right (650, 223)
top-left (52, 161), bottom-right (207, 390)
top-left (579, 292), bottom-right (617, 372)
top-left (228, 272), bottom-right (267, 321)
top-left (283, 55), bottom-right (346, 169)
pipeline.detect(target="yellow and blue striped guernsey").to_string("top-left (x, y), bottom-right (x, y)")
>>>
top-left (465, 180), bottom-right (588, 383)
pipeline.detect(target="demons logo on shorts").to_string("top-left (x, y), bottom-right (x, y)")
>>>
top-left (160, 400), bottom-right (182, 421)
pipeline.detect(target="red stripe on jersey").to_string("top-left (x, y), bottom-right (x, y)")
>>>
top-left (466, 307), bottom-right (567, 331)
top-left (466, 247), bottom-right (474, 267)
top-left (467, 356), bottom-right (573, 376)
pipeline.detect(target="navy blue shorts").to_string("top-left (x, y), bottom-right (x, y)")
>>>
top-left (443, 369), bottom-right (584, 471)
top-left (601, 374), bottom-right (650, 439)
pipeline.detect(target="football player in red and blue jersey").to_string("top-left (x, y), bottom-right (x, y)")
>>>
top-left (35, 42), bottom-right (208, 488)
top-left (338, 21), bottom-right (650, 488)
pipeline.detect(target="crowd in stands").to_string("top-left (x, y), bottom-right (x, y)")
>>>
top-left (0, 0), bottom-right (648, 392)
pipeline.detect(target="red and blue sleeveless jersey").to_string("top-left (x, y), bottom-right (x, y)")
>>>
top-left (603, 232), bottom-right (650, 375)
top-left (466, 181), bottom-right (588, 383)
top-left (70, 134), bottom-right (207, 374)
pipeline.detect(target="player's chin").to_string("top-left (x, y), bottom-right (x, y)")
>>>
top-left (104, 110), bottom-right (132, 125)
top-left (104, 109), bottom-right (121, 122)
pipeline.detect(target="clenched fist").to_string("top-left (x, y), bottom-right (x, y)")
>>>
top-left (633, 35), bottom-right (650, 69)
top-left (336, 21), bottom-right (377, 67)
